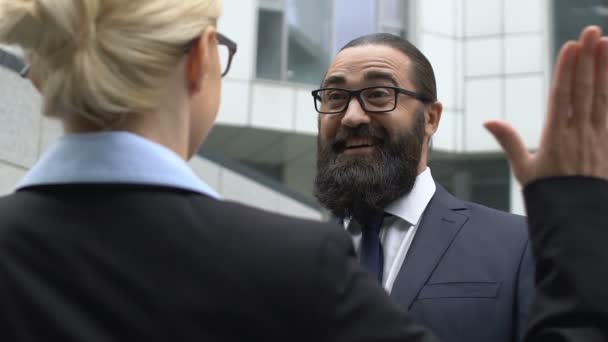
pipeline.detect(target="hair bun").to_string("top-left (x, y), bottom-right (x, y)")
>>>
top-left (0, 0), bottom-right (99, 62)
top-left (0, 0), bottom-right (223, 128)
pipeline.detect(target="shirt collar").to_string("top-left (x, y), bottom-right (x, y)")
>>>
top-left (385, 167), bottom-right (436, 226)
top-left (16, 131), bottom-right (221, 199)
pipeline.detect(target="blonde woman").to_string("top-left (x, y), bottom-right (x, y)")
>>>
top-left (0, 1), bottom-right (441, 341)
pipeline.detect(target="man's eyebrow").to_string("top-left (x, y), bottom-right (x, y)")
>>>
top-left (320, 71), bottom-right (400, 88)
top-left (363, 70), bottom-right (399, 87)
top-left (321, 74), bottom-right (346, 88)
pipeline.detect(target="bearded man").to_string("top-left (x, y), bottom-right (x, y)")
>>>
top-left (312, 33), bottom-right (535, 342)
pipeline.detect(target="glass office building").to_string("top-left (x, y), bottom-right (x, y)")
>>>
top-left (0, 0), bottom-right (602, 220)
top-left (202, 0), bottom-right (546, 218)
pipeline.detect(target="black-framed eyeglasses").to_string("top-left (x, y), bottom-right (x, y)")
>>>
top-left (216, 32), bottom-right (237, 77)
top-left (311, 86), bottom-right (434, 114)
top-left (0, 48), bottom-right (29, 78)
top-left (185, 32), bottom-right (238, 77)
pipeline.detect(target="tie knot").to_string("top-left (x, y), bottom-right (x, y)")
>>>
top-left (360, 212), bottom-right (386, 233)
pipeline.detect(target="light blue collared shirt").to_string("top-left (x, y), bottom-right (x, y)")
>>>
top-left (17, 131), bottom-right (220, 199)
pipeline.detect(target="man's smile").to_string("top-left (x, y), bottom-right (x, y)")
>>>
top-left (342, 138), bottom-right (378, 155)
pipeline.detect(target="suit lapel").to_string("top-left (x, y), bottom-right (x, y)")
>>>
top-left (390, 184), bottom-right (469, 309)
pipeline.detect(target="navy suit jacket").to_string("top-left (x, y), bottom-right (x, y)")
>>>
top-left (389, 184), bottom-right (535, 342)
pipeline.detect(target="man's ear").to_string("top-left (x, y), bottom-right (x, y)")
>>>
top-left (186, 26), bottom-right (217, 94)
top-left (425, 101), bottom-right (443, 137)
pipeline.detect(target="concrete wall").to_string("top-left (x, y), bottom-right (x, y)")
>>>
top-left (414, 0), bottom-right (549, 154)
top-left (413, 0), bottom-right (550, 214)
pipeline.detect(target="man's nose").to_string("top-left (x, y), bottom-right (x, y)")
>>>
top-left (341, 96), bottom-right (371, 128)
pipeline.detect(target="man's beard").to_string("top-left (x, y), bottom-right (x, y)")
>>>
top-left (314, 108), bottom-right (425, 223)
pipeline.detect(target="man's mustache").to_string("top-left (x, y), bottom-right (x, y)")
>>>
top-left (331, 125), bottom-right (388, 152)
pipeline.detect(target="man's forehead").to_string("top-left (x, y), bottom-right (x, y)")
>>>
top-left (322, 70), bottom-right (401, 88)
top-left (323, 45), bottom-right (412, 87)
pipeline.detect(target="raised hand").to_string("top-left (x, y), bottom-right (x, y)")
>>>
top-left (485, 26), bottom-right (608, 186)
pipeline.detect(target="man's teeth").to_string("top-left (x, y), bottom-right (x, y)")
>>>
top-left (345, 139), bottom-right (374, 148)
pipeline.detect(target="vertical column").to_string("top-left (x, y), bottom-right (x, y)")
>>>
top-left (416, 0), bottom-right (461, 152)
top-left (452, 170), bottom-right (472, 201)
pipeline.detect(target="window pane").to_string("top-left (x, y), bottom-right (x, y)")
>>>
top-left (378, 0), bottom-right (408, 38)
top-left (553, 0), bottom-right (608, 58)
top-left (286, 0), bottom-right (333, 85)
top-left (381, 0), bottom-right (405, 24)
top-left (379, 25), bottom-right (406, 37)
top-left (256, 9), bottom-right (284, 80)
top-left (429, 156), bottom-right (510, 212)
top-left (334, 0), bottom-right (377, 54)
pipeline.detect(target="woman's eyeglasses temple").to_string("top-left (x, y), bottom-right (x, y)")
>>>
top-left (0, 48), bottom-right (29, 78)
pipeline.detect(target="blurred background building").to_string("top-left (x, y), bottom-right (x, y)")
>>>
top-left (0, 0), bottom-right (605, 220)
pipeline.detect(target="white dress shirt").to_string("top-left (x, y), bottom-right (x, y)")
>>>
top-left (346, 167), bottom-right (436, 293)
top-left (17, 131), bottom-right (220, 199)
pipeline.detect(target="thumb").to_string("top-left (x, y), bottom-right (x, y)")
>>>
top-left (484, 120), bottom-right (529, 179)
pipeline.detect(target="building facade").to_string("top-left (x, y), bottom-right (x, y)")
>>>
top-left (0, 0), bottom-right (604, 220)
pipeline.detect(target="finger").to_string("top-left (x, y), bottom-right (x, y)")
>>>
top-left (591, 37), bottom-right (608, 128)
top-left (546, 41), bottom-right (580, 132)
top-left (572, 26), bottom-right (602, 127)
top-left (484, 120), bottom-right (530, 185)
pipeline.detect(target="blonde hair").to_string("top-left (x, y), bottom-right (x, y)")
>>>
top-left (0, 0), bottom-right (222, 127)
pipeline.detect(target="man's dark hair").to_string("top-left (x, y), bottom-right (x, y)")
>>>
top-left (340, 33), bottom-right (437, 102)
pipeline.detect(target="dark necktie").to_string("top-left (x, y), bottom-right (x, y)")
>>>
top-left (359, 213), bottom-right (385, 283)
